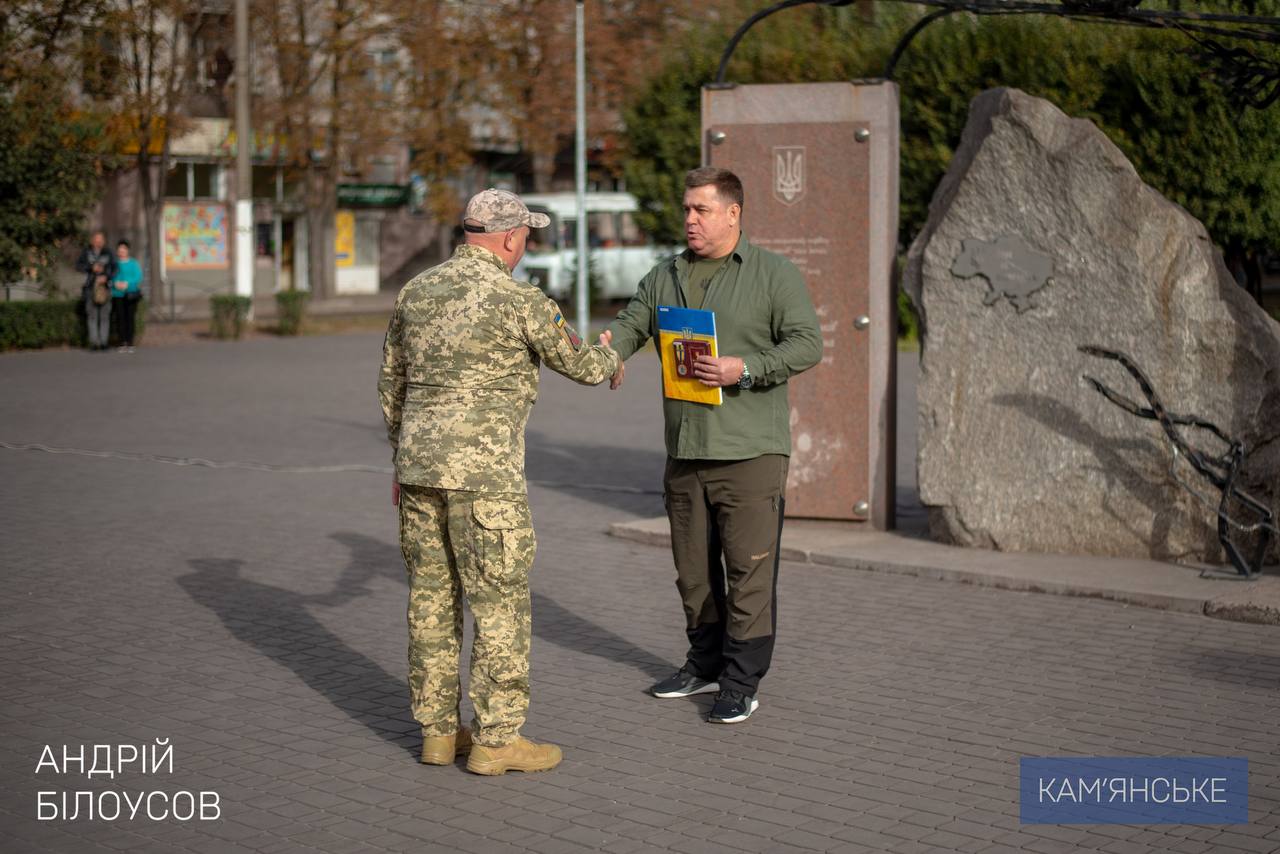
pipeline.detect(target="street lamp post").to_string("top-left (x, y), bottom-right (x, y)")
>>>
top-left (234, 0), bottom-right (253, 312)
top-left (574, 0), bottom-right (589, 339)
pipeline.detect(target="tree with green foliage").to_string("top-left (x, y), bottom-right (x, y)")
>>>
top-left (0, 86), bottom-right (108, 290)
top-left (1100, 30), bottom-right (1280, 248)
top-left (623, 2), bottom-right (880, 244)
top-left (621, 5), bottom-right (1280, 290)
top-left (622, 49), bottom-right (719, 245)
top-left (0, 1), bottom-right (114, 290)
top-left (890, 14), bottom-right (1280, 275)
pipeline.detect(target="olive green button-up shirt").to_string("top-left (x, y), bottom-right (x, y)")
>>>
top-left (606, 233), bottom-right (822, 461)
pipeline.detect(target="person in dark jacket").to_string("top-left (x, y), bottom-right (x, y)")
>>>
top-left (75, 231), bottom-right (116, 351)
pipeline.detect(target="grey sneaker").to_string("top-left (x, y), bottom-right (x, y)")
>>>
top-left (708, 689), bottom-right (758, 724)
top-left (650, 666), bottom-right (719, 699)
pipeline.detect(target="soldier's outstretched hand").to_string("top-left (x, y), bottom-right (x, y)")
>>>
top-left (599, 330), bottom-right (625, 390)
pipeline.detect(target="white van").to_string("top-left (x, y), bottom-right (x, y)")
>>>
top-left (513, 192), bottom-right (677, 301)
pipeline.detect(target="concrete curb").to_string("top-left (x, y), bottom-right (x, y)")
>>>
top-left (608, 516), bottom-right (1280, 626)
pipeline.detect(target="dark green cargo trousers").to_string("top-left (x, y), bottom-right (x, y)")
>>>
top-left (663, 454), bottom-right (788, 696)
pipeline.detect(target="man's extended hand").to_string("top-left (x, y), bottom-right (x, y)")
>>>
top-left (599, 330), bottom-right (625, 390)
top-left (392, 475), bottom-right (400, 507)
top-left (694, 354), bottom-right (745, 387)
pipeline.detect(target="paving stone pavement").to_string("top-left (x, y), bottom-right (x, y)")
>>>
top-left (1, 333), bottom-right (1277, 854)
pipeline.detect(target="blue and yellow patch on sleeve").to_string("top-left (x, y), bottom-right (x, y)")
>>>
top-left (552, 312), bottom-right (581, 349)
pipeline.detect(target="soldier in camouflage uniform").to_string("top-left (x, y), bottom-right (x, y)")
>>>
top-left (379, 188), bottom-right (619, 775)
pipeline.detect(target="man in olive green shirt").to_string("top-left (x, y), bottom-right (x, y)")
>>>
top-left (605, 167), bottom-right (822, 723)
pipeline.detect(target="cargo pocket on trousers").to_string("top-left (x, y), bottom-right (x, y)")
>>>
top-left (472, 498), bottom-right (534, 585)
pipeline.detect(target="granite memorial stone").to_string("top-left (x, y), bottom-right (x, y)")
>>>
top-left (904, 87), bottom-right (1280, 564)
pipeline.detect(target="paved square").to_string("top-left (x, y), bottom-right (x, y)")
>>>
top-left (1, 334), bottom-right (1277, 853)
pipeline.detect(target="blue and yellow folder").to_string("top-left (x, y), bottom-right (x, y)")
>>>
top-left (656, 305), bottom-right (722, 406)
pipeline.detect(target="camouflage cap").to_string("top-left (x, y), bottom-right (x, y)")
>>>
top-left (463, 189), bottom-right (551, 232)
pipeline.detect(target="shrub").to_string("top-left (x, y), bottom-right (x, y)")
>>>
top-left (0, 299), bottom-right (85, 350)
top-left (210, 295), bottom-right (252, 340)
top-left (275, 290), bottom-right (309, 336)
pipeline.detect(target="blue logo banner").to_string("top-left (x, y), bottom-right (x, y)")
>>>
top-left (1020, 757), bottom-right (1248, 825)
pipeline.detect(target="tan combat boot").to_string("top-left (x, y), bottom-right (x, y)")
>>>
top-left (420, 728), bottom-right (472, 765)
top-left (465, 736), bottom-right (562, 775)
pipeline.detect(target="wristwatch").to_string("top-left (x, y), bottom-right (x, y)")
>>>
top-left (737, 361), bottom-right (753, 390)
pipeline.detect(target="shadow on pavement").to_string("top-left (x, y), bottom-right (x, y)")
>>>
top-left (531, 591), bottom-right (673, 681)
top-left (895, 485), bottom-right (930, 539)
top-left (177, 532), bottom-right (418, 759)
top-left (1187, 648), bottom-right (1280, 691)
top-left (525, 431), bottom-right (666, 517)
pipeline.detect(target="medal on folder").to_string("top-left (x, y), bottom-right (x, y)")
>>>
top-left (657, 305), bottom-right (722, 405)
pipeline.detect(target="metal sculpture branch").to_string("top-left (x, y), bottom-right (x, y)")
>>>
top-left (712, 0), bottom-right (1280, 109)
top-left (1079, 345), bottom-right (1277, 579)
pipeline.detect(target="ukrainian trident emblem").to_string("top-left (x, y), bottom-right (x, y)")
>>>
top-left (773, 146), bottom-right (805, 206)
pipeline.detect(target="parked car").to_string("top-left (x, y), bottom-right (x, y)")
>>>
top-left (514, 192), bottom-right (677, 301)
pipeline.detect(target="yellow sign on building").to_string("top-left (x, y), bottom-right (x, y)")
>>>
top-left (334, 210), bottom-right (355, 269)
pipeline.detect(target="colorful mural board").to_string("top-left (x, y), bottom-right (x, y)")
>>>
top-left (163, 204), bottom-right (229, 270)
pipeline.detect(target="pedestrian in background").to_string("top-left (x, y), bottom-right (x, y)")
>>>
top-left (76, 230), bottom-right (116, 351)
top-left (605, 167), bottom-right (822, 724)
top-left (111, 240), bottom-right (144, 352)
top-left (379, 189), bottom-right (619, 775)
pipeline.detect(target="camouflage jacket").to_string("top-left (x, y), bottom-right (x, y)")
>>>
top-left (379, 244), bottom-right (619, 493)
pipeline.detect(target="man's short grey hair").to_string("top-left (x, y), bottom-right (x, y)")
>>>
top-left (685, 167), bottom-right (744, 210)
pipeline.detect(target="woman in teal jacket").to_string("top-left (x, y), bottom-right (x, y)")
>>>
top-left (112, 240), bottom-right (144, 352)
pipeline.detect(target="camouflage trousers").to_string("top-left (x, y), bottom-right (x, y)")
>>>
top-left (398, 484), bottom-right (535, 747)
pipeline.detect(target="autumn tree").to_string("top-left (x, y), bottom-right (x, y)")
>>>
top-left (255, 0), bottom-right (399, 298)
top-left (104, 0), bottom-right (214, 309)
top-left (621, 4), bottom-right (1280, 270)
top-left (393, 0), bottom-right (488, 222)
top-left (475, 0), bottom-right (741, 192)
top-left (460, 0), bottom-right (575, 192)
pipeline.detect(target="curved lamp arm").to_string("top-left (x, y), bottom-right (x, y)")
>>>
top-left (713, 0), bottom-right (858, 86)
top-left (884, 7), bottom-right (956, 79)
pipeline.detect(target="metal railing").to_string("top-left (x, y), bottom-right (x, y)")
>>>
top-left (149, 278), bottom-right (234, 323)
top-left (3, 281), bottom-right (48, 302)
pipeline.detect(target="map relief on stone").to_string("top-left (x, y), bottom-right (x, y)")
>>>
top-left (951, 235), bottom-right (1055, 313)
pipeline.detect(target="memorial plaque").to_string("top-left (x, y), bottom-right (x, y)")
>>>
top-left (703, 82), bottom-right (899, 525)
